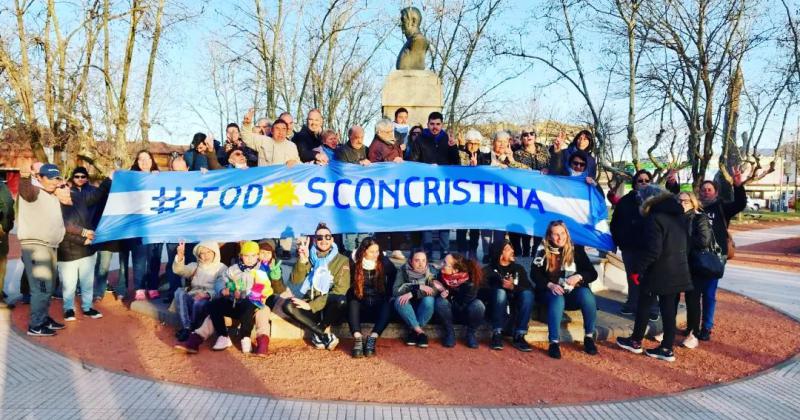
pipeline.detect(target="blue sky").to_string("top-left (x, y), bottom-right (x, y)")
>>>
top-left (142, 0), bottom-right (798, 161)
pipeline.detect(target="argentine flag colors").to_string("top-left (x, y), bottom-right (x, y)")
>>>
top-left (95, 162), bottom-right (615, 251)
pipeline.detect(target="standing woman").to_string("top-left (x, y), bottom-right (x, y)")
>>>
top-left (616, 185), bottom-right (693, 362)
top-left (283, 222), bottom-right (350, 350)
top-left (531, 221), bottom-right (598, 359)
top-left (347, 237), bottom-right (397, 358)
top-left (553, 130), bottom-right (597, 179)
top-left (677, 191), bottom-right (715, 349)
top-left (130, 150), bottom-right (165, 300)
top-left (433, 253), bottom-right (485, 348)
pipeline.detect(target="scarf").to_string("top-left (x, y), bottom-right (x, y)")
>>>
top-left (406, 265), bottom-right (430, 283)
top-left (300, 242), bottom-right (339, 295)
top-left (532, 243), bottom-right (577, 279)
top-left (441, 271), bottom-right (469, 289)
top-left (362, 258), bottom-right (377, 271)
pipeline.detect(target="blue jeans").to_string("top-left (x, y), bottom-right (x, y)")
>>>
top-left (174, 288), bottom-right (209, 329)
top-left (58, 254), bottom-right (97, 312)
top-left (394, 295), bottom-right (435, 329)
top-left (423, 230), bottom-right (450, 258)
top-left (700, 277), bottom-right (719, 330)
top-left (545, 287), bottom-right (597, 343)
top-left (489, 288), bottom-right (534, 336)
top-left (133, 242), bottom-right (163, 291)
top-left (93, 250), bottom-right (113, 300)
top-left (434, 297), bottom-right (485, 331)
top-left (165, 242), bottom-right (195, 299)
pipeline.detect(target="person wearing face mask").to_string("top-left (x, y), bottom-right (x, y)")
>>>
top-left (551, 130), bottom-right (597, 179)
top-left (393, 107), bottom-right (411, 147)
top-left (616, 185), bottom-right (693, 362)
top-left (692, 168), bottom-right (745, 341)
top-left (292, 109), bottom-right (327, 164)
top-left (346, 238), bottom-right (397, 358)
top-left (283, 223), bottom-right (350, 350)
top-left (531, 220), bottom-right (599, 359)
top-left (393, 249), bottom-right (438, 348)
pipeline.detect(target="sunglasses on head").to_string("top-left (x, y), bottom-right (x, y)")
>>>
top-left (315, 234), bottom-right (333, 241)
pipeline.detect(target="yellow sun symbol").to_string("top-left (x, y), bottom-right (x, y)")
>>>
top-left (264, 181), bottom-right (300, 210)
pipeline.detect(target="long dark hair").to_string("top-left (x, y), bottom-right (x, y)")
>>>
top-left (130, 150), bottom-right (158, 172)
top-left (571, 129), bottom-right (594, 152)
top-left (448, 252), bottom-right (483, 288)
top-left (353, 237), bottom-right (384, 299)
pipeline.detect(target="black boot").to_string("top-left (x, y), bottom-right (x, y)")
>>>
top-left (364, 336), bottom-right (377, 357)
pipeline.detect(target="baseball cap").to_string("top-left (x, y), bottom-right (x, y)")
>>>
top-left (38, 164), bottom-right (62, 179)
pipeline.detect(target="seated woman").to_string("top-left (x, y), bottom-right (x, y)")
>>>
top-left (347, 238), bottom-right (397, 358)
top-left (433, 253), bottom-right (485, 349)
top-left (531, 220), bottom-right (598, 359)
top-left (283, 222), bottom-right (350, 351)
top-left (482, 240), bottom-right (533, 352)
top-left (171, 240), bottom-right (227, 342)
top-left (175, 241), bottom-right (272, 354)
top-left (393, 249), bottom-right (438, 348)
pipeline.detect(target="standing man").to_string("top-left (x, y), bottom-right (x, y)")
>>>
top-left (393, 107), bottom-right (410, 148)
top-left (334, 126), bottom-right (372, 253)
top-left (255, 118), bottom-right (272, 136)
top-left (18, 163), bottom-right (73, 336)
top-left (292, 109), bottom-right (326, 164)
top-left (0, 178), bottom-right (14, 305)
top-left (242, 109), bottom-right (301, 259)
top-left (278, 112), bottom-right (295, 139)
top-left (409, 112), bottom-right (459, 259)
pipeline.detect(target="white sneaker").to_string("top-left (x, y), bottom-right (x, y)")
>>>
top-left (212, 335), bottom-right (232, 351)
top-left (682, 333), bottom-right (699, 349)
top-left (324, 333), bottom-right (339, 351)
top-left (654, 332), bottom-right (664, 343)
top-left (310, 333), bottom-right (326, 349)
top-left (241, 337), bottom-right (252, 354)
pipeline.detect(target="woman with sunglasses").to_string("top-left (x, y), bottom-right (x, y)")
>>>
top-left (283, 223), bottom-right (350, 350)
top-left (346, 237), bottom-right (397, 358)
top-left (552, 130), bottom-right (597, 179)
top-left (609, 169), bottom-right (660, 318)
top-left (433, 253), bottom-right (485, 348)
top-left (531, 220), bottom-right (598, 359)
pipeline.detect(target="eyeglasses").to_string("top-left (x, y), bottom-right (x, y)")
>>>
top-left (315, 234), bottom-right (333, 241)
top-left (570, 161), bottom-right (586, 168)
top-left (636, 178), bottom-right (650, 184)
top-left (73, 175), bottom-right (87, 179)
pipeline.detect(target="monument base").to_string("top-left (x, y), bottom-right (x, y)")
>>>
top-left (381, 70), bottom-right (443, 127)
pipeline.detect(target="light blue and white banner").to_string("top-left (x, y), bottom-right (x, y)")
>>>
top-left (95, 162), bottom-right (614, 250)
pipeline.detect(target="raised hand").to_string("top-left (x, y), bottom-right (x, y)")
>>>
top-left (243, 108), bottom-right (255, 125)
top-left (176, 240), bottom-right (186, 259)
top-left (732, 166), bottom-right (743, 186)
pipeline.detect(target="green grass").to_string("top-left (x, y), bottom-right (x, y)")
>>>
top-left (738, 210), bottom-right (800, 221)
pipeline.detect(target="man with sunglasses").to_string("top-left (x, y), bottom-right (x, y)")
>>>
top-left (610, 169), bottom-right (668, 319)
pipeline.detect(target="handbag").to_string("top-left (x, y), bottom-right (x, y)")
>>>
top-left (726, 228), bottom-right (736, 260)
top-left (689, 217), bottom-right (725, 279)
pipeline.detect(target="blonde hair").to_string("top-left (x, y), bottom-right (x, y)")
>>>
top-left (678, 191), bottom-right (702, 211)
top-left (544, 220), bottom-right (574, 272)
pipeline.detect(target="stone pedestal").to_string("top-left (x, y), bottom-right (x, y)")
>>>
top-left (381, 70), bottom-right (443, 126)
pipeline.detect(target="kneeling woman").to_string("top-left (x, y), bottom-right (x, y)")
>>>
top-left (283, 222), bottom-right (350, 350)
top-left (433, 253), bottom-right (485, 348)
top-left (347, 238), bottom-right (397, 358)
top-left (531, 221), bottom-right (598, 359)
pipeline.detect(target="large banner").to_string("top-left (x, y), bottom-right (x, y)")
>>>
top-left (95, 162), bottom-right (615, 251)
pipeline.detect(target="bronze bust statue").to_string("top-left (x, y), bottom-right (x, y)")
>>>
top-left (396, 7), bottom-right (428, 70)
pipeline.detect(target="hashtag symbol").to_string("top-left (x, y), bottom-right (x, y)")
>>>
top-left (150, 187), bottom-right (187, 214)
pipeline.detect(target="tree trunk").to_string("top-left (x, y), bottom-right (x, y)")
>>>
top-left (140, 0), bottom-right (166, 144)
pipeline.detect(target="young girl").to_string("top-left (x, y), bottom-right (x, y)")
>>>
top-left (433, 253), bottom-right (485, 348)
top-left (171, 241), bottom-right (226, 342)
top-left (175, 241), bottom-right (271, 354)
top-left (347, 238), bottom-right (396, 358)
top-left (251, 241), bottom-right (284, 356)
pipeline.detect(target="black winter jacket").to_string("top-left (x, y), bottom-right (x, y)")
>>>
top-left (409, 129), bottom-right (459, 165)
top-left (530, 245), bottom-right (597, 294)
top-left (292, 125), bottom-right (323, 163)
top-left (58, 180), bottom-right (111, 262)
top-left (610, 190), bottom-right (645, 251)
top-left (703, 185), bottom-right (746, 255)
top-left (632, 196), bottom-right (693, 295)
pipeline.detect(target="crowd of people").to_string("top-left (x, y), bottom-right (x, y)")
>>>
top-left (0, 107), bottom-right (746, 363)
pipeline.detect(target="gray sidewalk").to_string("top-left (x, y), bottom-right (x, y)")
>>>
top-left (1, 228), bottom-right (799, 419)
